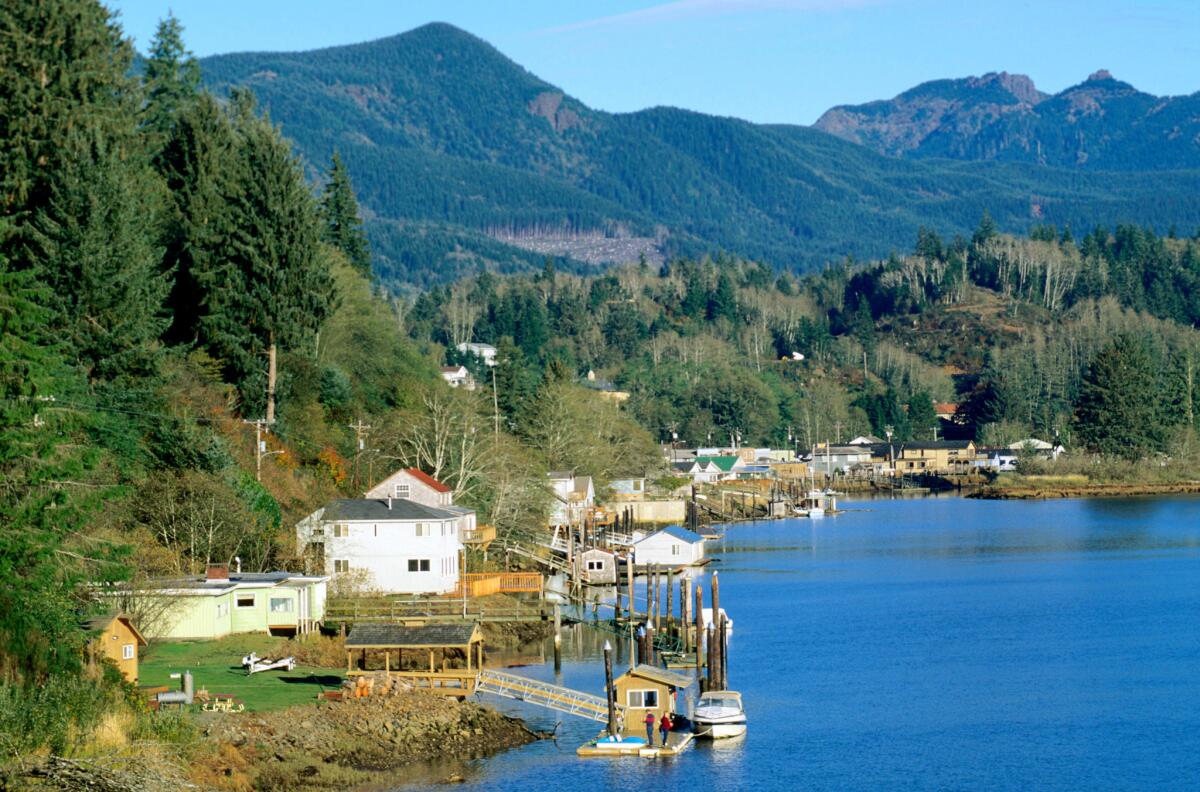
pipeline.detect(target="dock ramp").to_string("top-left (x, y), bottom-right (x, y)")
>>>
top-left (476, 670), bottom-right (621, 723)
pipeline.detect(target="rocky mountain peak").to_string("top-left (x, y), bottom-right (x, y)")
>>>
top-left (1087, 69), bottom-right (1114, 82)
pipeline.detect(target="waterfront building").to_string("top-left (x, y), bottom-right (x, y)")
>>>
top-left (632, 525), bottom-right (705, 566)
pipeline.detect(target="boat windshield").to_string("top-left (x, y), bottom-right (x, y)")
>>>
top-left (698, 692), bottom-right (742, 708)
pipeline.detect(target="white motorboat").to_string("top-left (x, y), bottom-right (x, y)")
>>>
top-left (692, 690), bottom-right (747, 739)
top-left (700, 607), bottom-right (734, 636)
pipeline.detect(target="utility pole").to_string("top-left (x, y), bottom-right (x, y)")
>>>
top-left (834, 420), bottom-right (843, 444)
top-left (348, 419), bottom-right (371, 491)
top-left (243, 418), bottom-right (281, 482)
top-left (491, 366), bottom-right (500, 437)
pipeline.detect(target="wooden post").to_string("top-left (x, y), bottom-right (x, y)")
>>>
top-left (385, 651), bottom-right (390, 674)
top-left (680, 576), bottom-right (689, 649)
top-left (710, 571), bottom-right (721, 644)
top-left (429, 649), bottom-right (434, 673)
top-left (694, 585), bottom-right (704, 676)
top-left (635, 626), bottom-right (645, 666)
top-left (627, 553), bottom-right (636, 620)
top-left (715, 609), bottom-right (724, 691)
top-left (666, 569), bottom-right (674, 636)
top-left (645, 564), bottom-right (652, 619)
top-left (705, 623), bottom-right (716, 692)
top-left (646, 622), bottom-right (656, 667)
top-left (604, 641), bottom-right (617, 738)
top-left (553, 602), bottom-right (562, 672)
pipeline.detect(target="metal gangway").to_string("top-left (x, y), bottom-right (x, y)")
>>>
top-left (475, 670), bottom-right (622, 723)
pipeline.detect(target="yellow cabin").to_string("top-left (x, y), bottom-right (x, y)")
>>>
top-left (612, 664), bottom-right (693, 738)
top-left (84, 613), bottom-right (147, 684)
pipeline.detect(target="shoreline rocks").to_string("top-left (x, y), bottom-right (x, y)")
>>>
top-left (202, 688), bottom-right (543, 790)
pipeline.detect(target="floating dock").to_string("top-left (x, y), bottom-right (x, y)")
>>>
top-left (577, 730), bottom-right (695, 757)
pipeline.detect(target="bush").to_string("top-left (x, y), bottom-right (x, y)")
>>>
top-left (0, 677), bottom-right (112, 759)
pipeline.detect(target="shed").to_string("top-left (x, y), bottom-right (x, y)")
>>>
top-left (84, 613), bottom-right (147, 684)
top-left (580, 548), bottom-right (617, 585)
top-left (632, 525), bottom-right (705, 567)
top-left (345, 622), bottom-right (484, 676)
top-left (613, 664), bottom-right (693, 738)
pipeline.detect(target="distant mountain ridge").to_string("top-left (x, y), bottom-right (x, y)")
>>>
top-left (198, 24), bottom-right (1200, 287)
top-left (814, 70), bottom-right (1200, 170)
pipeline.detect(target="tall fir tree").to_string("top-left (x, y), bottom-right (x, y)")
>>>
top-left (141, 12), bottom-right (201, 156)
top-left (28, 136), bottom-right (168, 382)
top-left (318, 152), bottom-right (372, 276)
top-left (1, 0), bottom-right (144, 259)
top-left (158, 93), bottom-right (236, 343)
top-left (1074, 334), bottom-right (1167, 459)
top-left (199, 92), bottom-right (334, 419)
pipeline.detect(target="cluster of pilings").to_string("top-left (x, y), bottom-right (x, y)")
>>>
top-left (609, 562), bottom-right (730, 692)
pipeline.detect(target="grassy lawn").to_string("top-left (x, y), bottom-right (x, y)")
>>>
top-left (140, 634), bottom-right (344, 712)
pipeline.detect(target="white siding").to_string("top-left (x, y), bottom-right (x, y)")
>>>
top-left (633, 533), bottom-right (705, 566)
top-left (323, 518), bottom-right (462, 594)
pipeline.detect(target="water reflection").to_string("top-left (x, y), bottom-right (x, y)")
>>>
top-left (393, 494), bottom-right (1200, 792)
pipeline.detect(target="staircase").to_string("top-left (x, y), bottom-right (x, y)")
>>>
top-left (475, 670), bottom-right (621, 723)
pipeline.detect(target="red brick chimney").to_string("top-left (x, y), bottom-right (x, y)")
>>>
top-left (206, 563), bottom-right (229, 581)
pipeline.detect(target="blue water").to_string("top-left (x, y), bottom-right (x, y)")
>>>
top-left (400, 496), bottom-right (1200, 790)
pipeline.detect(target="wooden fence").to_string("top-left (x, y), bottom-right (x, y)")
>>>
top-left (450, 572), bottom-right (542, 598)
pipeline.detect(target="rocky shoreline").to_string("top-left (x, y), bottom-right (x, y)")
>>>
top-left (202, 689), bottom-right (544, 790)
top-left (971, 481), bottom-right (1200, 500)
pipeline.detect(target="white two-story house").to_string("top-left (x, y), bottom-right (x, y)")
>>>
top-left (296, 469), bottom-right (475, 594)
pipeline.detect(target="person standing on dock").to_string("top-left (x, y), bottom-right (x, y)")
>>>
top-left (644, 711), bottom-right (657, 745)
top-left (659, 712), bottom-right (672, 746)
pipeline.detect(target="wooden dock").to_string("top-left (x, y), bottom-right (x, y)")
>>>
top-left (577, 729), bottom-right (694, 757)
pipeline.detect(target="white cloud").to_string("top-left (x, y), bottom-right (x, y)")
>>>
top-left (545, 0), bottom-right (888, 34)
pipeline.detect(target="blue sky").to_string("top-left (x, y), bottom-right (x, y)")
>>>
top-left (107, 0), bottom-right (1199, 125)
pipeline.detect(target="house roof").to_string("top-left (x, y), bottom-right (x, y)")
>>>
top-left (403, 467), bottom-right (452, 494)
top-left (547, 471), bottom-right (574, 481)
top-left (323, 498), bottom-right (463, 522)
top-left (694, 455), bottom-right (739, 472)
top-left (635, 525), bottom-right (704, 546)
top-left (82, 612), bottom-right (147, 646)
top-left (120, 571), bottom-right (328, 594)
top-left (848, 435), bottom-right (884, 445)
top-left (345, 622), bottom-right (481, 648)
top-left (622, 664), bottom-right (693, 689)
top-left (902, 440), bottom-right (974, 451)
top-left (934, 402), bottom-right (959, 414)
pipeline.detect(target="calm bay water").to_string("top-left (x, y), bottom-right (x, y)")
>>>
top-left (399, 495), bottom-right (1200, 790)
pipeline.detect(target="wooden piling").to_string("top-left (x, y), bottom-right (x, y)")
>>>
top-left (666, 569), bottom-right (674, 636)
top-left (553, 602), bottom-right (562, 672)
top-left (680, 576), bottom-right (690, 651)
top-left (705, 623), bottom-right (717, 692)
top-left (626, 552), bottom-right (635, 619)
top-left (694, 585), bottom-right (704, 678)
top-left (604, 641), bottom-right (617, 737)
top-left (717, 611), bottom-right (728, 690)
top-left (710, 571), bottom-right (721, 639)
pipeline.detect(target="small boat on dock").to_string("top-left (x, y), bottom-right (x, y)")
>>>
top-left (692, 690), bottom-right (747, 739)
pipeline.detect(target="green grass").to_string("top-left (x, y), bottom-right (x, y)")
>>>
top-left (139, 634), bottom-right (344, 712)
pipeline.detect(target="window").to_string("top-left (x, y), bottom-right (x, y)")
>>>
top-left (333, 523), bottom-right (349, 538)
top-left (407, 559), bottom-right (431, 572)
top-left (311, 526), bottom-right (324, 537)
top-left (334, 559), bottom-right (350, 573)
top-left (587, 560), bottom-right (605, 571)
top-left (122, 644), bottom-right (135, 661)
top-left (627, 690), bottom-right (659, 708)
top-left (393, 484), bottom-right (411, 499)
top-left (415, 523), bottom-right (428, 537)
top-left (671, 544), bottom-right (680, 556)
top-left (633, 480), bottom-right (643, 491)
top-left (269, 597), bottom-right (294, 613)
top-left (235, 594), bottom-right (255, 608)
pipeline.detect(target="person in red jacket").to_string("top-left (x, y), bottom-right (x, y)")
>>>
top-left (659, 712), bottom-right (673, 746)
top-left (644, 711), bottom-right (656, 745)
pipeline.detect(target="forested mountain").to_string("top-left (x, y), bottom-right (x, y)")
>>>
top-left (815, 70), bottom-right (1200, 170)
top-left (198, 24), bottom-right (1200, 288)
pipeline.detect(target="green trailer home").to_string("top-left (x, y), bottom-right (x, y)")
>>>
top-left (124, 565), bottom-right (329, 640)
